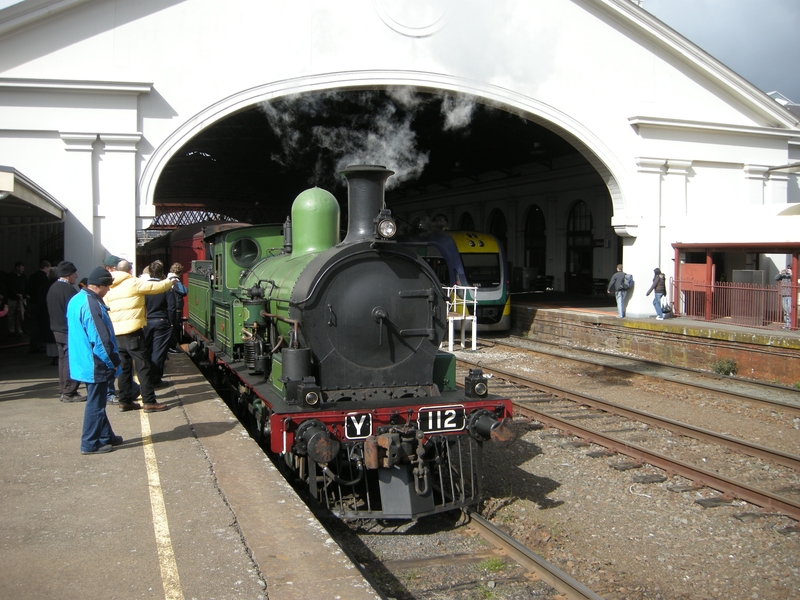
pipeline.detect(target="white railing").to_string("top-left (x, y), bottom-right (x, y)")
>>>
top-left (443, 285), bottom-right (478, 351)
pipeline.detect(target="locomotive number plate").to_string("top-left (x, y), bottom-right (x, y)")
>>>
top-left (418, 405), bottom-right (466, 433)
top-left (345, 413), bottom-right (373, 440)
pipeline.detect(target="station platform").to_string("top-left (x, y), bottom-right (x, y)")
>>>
top-left (510, 291), bottom-right (800, 385)
top-left (0, 342), bottom-right (380, 600)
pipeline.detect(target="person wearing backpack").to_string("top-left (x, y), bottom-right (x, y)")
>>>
top-left (606, 264), bottom-right (629, 318)
top-left (646, 267), bottom-right (667, 320)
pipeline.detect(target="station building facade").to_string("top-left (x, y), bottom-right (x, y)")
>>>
top-left (0, 0), bottom-right (798, 317)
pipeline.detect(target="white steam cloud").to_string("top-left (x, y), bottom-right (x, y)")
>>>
top-left (441, 94), bottom-right (476, 131)
top-left (258, 89), bottom-right (477, 189)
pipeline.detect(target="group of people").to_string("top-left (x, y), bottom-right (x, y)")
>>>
top-left (0, 260), bottom-right (60, 357)
top-left (608, 264), bottom-right (795, 327)
top-left (606, 264), bottom-right (667, 319)
top-left (39, 256), bottom-right (187, 454)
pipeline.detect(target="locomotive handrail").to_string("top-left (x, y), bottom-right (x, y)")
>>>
top-left (260, 310), bottom-right (300, 348)
top-left (443, 285), bottom-right (478, 351)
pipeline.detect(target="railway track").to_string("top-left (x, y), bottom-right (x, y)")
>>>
top-left (457, 353), bottom-right (800, 522)
top-left (493, 336), bottom-right (800, 416)
top-left (325, 508), bottom-right (605, 600)
top-left (466, 509), bottom-right (604, 600)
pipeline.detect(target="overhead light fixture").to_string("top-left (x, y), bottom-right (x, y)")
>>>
top-left (0, 192), bottom-right (10, 200)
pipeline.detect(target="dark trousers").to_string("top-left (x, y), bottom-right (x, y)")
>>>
top-left (81, 381), bottom-right (115, 453)
top-left (168, 311), bottom-right (183, 349)
top-left (144, 318), bottom-right (171, 383)
top-left (28, 304), bottom-right (39, 350)
top-left (53, 331), bottom-right (80, 396)
top-left (116, 329), bottom-right (157, 405)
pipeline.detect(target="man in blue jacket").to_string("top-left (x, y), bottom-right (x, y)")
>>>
top-left (67, 267), bottom-right (123, 455)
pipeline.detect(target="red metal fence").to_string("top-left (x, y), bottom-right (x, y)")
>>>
top-left (672, 279), bottom-right (797, 331)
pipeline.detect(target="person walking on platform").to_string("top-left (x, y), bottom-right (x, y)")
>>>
top-left (646, 267), bottom-right (667, 321)
top-left (105, 259), bottom-right (174, 412)
top-left (606, 264), bottom-right (628, 318)
top-left (775, 265), bottom-right (794, 329)
top-left (67, 267), bottom-right (122, 455)
top-left (46, 261), bottom-right (83, 402)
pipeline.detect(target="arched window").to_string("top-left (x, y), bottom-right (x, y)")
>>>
top-left (566, 200), bottom-right (594, 294)
top-left (458, 212), bottom-right (475, 231)
top-left (524, 205), bottom-right (546, 275)
top-left (432, 213), bottom-right (449, 231)
top-left (488, 209), bottom-right (507, 253)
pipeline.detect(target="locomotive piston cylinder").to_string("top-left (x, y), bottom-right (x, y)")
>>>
top-left (282, 347), bottom-right (312, 379)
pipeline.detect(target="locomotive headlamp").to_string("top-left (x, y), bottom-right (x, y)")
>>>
top-left (464, 368), bottom-right (489, 398)
top-left (374, 208), bottom-right (397, 239)
top-left (299, 376), bottom-right (322, 408)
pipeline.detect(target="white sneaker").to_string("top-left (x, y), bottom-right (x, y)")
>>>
top-left (656, 316), bottom-right (664, 320)
top-left (106, 394), bottom-right (119, 404)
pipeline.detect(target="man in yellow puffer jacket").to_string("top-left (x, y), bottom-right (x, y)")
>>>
top-left (106, 259), bottom-right (175, 412)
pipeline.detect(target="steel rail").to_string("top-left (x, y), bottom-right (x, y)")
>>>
top-left (466, 509), bottom-right (604, 600)
top-left (509, 402), bottom-right (800, 522)
top-left (463, 359), bottom-right (800, 472)
top-left (497, 337), bottom-right (800, 416)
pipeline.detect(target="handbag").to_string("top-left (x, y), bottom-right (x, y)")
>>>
top-left (661, 296), bottom-right (672, 314)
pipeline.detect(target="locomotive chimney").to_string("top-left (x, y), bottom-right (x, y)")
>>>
top-left (340, 164), bottom-right (394, 244)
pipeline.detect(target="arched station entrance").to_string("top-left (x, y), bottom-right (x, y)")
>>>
top-left (143, 83), bottom-right (619, 294)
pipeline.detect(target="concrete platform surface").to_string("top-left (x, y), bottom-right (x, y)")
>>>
top-left (0, 345), bottom-right (380, 600)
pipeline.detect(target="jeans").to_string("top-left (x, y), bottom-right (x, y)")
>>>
top-left (116, 329), bottom-right (157, 405)
top-left (80, 381), bottom-right (115, 452)
top-left (782, 295), bottom-right (791, 328)
top-left (653, 293), bottom-right (664, 318)
top-left (144, 318), bottom-right (172, 383)
top-left (615, 290), bottom-right (627, 318)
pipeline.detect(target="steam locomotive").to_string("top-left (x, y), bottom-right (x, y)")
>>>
top-left (179, 165), bottom-right (514, 519)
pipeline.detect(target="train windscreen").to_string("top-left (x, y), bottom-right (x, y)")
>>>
top-left (460, 253), bottom-right (501, 288)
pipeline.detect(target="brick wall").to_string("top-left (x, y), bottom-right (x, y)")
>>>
top-left (511, 305), bottom-right (800, 386)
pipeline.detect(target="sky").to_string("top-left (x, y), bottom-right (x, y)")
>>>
top-left (0, 0), bottom-right (798, 102)
top-left (643, 0), bottom-right (800, 103)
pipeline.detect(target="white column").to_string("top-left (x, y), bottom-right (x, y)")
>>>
top-left (743, 165), bottom-right (769, 205)
top-left (60, 132), bottom-right (99, 280)
top-left (627, 158), bottom-right (667, 317)
top-left (98, 133), bottom-right (141, 264)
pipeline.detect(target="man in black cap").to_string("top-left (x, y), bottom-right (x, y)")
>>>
top-left (46, 261), bottom-right (82, 402)
top-left (67, 266), bottom-right (122, 454)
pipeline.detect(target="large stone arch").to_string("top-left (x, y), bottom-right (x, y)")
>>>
top-left (140, 70), bottom-right (631, 234)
